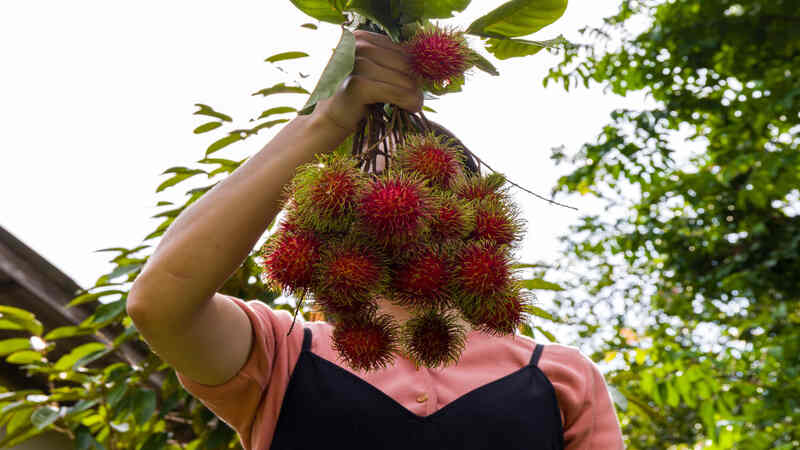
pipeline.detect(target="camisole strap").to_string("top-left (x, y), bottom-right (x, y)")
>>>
top-left (529, 343), bottom-right (544, 367)
top-left (302, 327), bottom-right (312, 352)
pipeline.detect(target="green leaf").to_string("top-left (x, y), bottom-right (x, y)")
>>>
top-left (31, 406), bottom-right (60, 430)
top-left (288, 0), bottom-right (346, 24)
top-left (205, 134), bottom-right (242, 156)
top-left (391, 0), bottom-right (471, 23)
top-left (88, 299), bottom-right (127, 326)
top-left (252, 82), bottom-right (310, 97)
top-left (534, 325), bottom-right (556, 341)
top-left (131, 388), bottom-right (157, 425)
top-left (0, 338), bottom-right (32, 356)
top-left (0, 306), bottom-right (43, 336)
top-left (66, 290), bottom-right (126, 308)
top-left (54, 343), bottom-right (107, 371)
top-left (485, 34), bottom-right (569, 60)
top-left (106, 263), bottom-right (142, 281)
top-left (156, 170), bottom-right (206, 192)
top-left (141, 432), bottom-right (168, 450)
top-left (6, 350), bottom-right (42, 364)
top-left (193, 122), bottom-right (223, 134)
top-left (106, 383), bottom-right (128, 408)
top-left (192, 104), bottom-right (232, 122)
top-left (73, 348), bottom-right (111, 370)
top-left (348, 1), bottom-right (399, 40)
top-left (301, 23), bottom-right (318, 30)
top-left (257, 106), bottom-right (298, 120)
top-left (519, 278), bottom-right (564, 291)
top-left (468, 48), bottom-right (500, 75)
top-left (299, 28), bottom-right (356, 115)
top-left (467, 0), bottom-right (568, 38)
top-left (524, 305), bottom-right (559, 322)
top-left (422, 105), bottom-right (437, 113)
top-left (265, 51), bottom-right (310, 63)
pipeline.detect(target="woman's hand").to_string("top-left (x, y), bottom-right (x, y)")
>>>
top-left (312, 29), bottom-right (424, 133)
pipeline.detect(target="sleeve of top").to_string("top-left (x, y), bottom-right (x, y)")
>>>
top-left (539, 344), bottom-right (625, 449)
top-left (173, 295), bottom-right (302, 450)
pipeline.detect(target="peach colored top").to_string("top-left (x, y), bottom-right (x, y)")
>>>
top-left (175, 295), bottom-right (625, 450)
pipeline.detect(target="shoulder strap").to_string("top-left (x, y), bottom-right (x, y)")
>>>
top-left (529, 343), bottom-right (544, 367)
top-left (302, 327), bottom-right (312, 352)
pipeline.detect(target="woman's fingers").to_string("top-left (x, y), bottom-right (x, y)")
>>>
top-left (346, 74), bottom-right (422, 113)
top-left (353, 55), bottom-right (417, 91)
top-left (349, 29), bottom-right (422, 111)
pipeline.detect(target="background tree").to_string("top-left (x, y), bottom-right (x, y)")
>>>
top-left (543, 0), bottom-right (799, 448)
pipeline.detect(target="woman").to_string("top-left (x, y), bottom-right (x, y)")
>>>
top-left (127, 30), bottom-right (625, 449)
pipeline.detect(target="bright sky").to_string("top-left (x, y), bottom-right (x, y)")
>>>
top-left (1, 1), bottom-right (641, 338)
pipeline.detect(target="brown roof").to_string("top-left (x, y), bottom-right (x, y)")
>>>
top-left (0, 225), bottom-right (163, 391)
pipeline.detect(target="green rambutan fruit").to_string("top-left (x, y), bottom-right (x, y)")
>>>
top-left (403, 22), bottom-right (475, 94)
top-left (332, 311), bottom-right (401, 371)
top-left (390, 246), bottom-right (453, 310)
top-left (394, 131), bottom-right (465, 189)
top-left (429, 192), bottom-right (475, 241)
top-left (452, 172), bottom-right (509, 203)
top-left (258, 220), bottom-right (320, 292)
top-left (458, 285), bottom-right (532, 336)
top-left (289, 153), bottom-right (365, 233)
top-left (452, 240), bottom-right (513, 300)
top-left (470, 199), bottom-right (524, 246)
top-left (357, 171), bottom-right (434, 247)
top-left (400, 309), bottom-right (468, 369)
top-left (312, 237), bottom-right (389, 306)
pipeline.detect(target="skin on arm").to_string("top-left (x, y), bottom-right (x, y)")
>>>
top-left (126, 30), bottom-right (424, 386)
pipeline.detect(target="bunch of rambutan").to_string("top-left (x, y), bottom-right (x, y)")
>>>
top-left (258, 130), bottom-right (533, 372)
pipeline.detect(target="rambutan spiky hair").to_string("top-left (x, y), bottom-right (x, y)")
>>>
top-left (452, 240), bottom-right (514, 301)
top-left (453, 171), bottom-right (510, 203)
top-left (429, 192), bottom-right (475, 241)
top-left (312, 236), bottom-right (389, 306)
top-left (395, 131), bottom-right (465, 189)
top-left (332, 311), bottom-right (401, 372)
top-left (403, 22), bottom-right (476, 94)
top-left (288, 152), bottom-right (366, 233)
top-left (258, 219), bottom-right (320, 293)
top-left (400, 309), bottom-right (468, 369)
top-left (356, 171), bottom-right (434, 246)
top-left (470, 199), bottom-right (525, 247)
top-left (458, 285), bottom-right (533, 336)
top-left (389, 245), bottom-right (454, 310)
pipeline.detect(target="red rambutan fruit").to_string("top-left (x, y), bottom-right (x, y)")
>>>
top-left (400, 309), bottom-right (468, 369)
top-left (290, 153), bottom-right (365, 232)
top-left (332, 311), bottom-right (400, 372)
top-left (429, 192), bottom-right (475, 241)
top-left (357, 172), bottom-right (433, 246)
top-left (453, 172), bottom-right (509, 203)
top-left (258, 221), bottom-right (320, 292)
top-left (459, 287), bottom-right (532, 336)
top-left (312, 237), bottom-right (388, 305)
top-left (470, 200), bottom-right (523, 246)
top-left (395, 132), bottom-right (465, 189)
top-left (453, 241), bottom-right (512, 299)
top-left (390, 248), bottom-right (452, 310)
top-left (403, 23), bottom-right (474, 93)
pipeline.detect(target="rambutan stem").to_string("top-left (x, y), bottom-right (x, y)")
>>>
top-left (286, 289), bottom-right (307, 336)
top-left (464, 150), bottom-right (578, 211)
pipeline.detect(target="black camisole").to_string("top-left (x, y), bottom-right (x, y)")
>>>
top-left (269, 326), bottom-right (564, 449)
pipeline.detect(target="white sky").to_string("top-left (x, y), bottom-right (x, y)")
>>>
top-left (1, 1), bottom-right (641, 333)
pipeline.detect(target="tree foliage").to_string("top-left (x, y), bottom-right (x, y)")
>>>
top-left (544, 0), bottom-right (800, 448)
